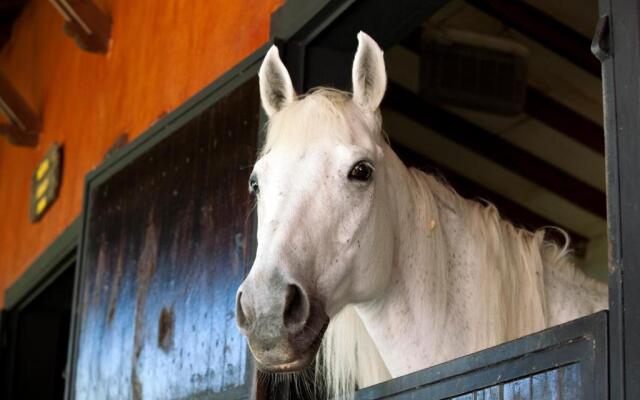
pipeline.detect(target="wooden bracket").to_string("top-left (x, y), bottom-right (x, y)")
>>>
top-left (0, 71), bottom-right (40, 147)
top-left (49, 0), bottom-right (111, 53)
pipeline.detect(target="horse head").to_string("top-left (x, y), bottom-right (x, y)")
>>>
top-left (236, 32), bottom-right (396, 373)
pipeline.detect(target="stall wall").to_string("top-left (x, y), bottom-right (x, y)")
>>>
top-left (0, 0), bottom-right (282, 306)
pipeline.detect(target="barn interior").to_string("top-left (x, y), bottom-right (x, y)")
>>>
top-left (382, 0), bottom-right (606, 281)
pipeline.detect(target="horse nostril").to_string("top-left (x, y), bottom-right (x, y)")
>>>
top-left (236, 291), bottom-right (251, 331)
top-left (283, 283), bottom-right (310, 330)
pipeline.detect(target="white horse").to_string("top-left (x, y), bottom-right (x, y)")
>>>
top-left (236, 32), bottom-right (607, 399)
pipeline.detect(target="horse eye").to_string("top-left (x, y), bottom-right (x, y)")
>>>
top-left (348, 161), bottom-right (374, 182)
top-left (249, 175), bottom-right (259, 194)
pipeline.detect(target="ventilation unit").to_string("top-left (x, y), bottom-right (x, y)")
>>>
top-left (420, 27), bottom-right (529, 115)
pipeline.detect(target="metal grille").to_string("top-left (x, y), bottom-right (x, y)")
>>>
top-left (420, 33), bottom-right (528, 115)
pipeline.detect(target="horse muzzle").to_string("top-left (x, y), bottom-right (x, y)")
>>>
top-left (236, 274), bottom-right (329, 372)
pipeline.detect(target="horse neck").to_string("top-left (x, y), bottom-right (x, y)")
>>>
top-left (355, 146), bottom-right (456, 376)
top-left (355, 147), bottom-right (552, 377)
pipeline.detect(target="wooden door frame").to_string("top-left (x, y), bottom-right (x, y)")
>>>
top-left (1, 217), bottom-right (79, 399)
top-left (3, 218), bottom-right (79, 310)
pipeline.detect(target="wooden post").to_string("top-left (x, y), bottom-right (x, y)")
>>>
top-left (0, 71), bottom-right (40, 147)
top-left (48, 0), bottom-right (111, 53)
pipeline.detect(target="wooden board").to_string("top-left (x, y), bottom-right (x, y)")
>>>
top-left (71, 78), bottom-right (259, 399)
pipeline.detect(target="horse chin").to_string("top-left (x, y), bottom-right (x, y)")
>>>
top-left (255, 349), bottom-right (317, 373)
top-left (255, 318), bottom-right (329, 374)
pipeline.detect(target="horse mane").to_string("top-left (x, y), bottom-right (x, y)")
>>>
top-left (316, 305), bottom-right (391, 399)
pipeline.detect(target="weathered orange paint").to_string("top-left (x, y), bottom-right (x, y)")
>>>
top-left (0, 0), bottom-right (283, 306)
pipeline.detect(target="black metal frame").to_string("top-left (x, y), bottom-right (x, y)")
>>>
top-left (63, 44), bottom-right (272, 400)
top-left (596, 1), bottom-right (640, 399)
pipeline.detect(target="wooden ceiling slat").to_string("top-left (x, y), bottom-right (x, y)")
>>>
top-left (401, 30), bottom-right (605, 155)
top-left (0, 70), bottom-right (40, 146)
top-left (524, 87), bottom-right (604, 154)
top-left (0, 0), bottom-right (27, 49)
top-left (384, 82), bottom-right (607, 219)
top-left (49, 0), bottom-right (111, 53)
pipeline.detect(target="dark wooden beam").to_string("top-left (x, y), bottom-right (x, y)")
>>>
top-left (524, 87), bottom-right (604, 154)
top-left (0, 70), bottom-right (40, 146)
top-left (384, 82), bottom-right (607, 219)
top-left (465, 0), bottom-right (600, 78)
top-left (0, 0), bottom-right (27, 49)
top-left (0, 0), bottom-right (27, 12)
top-left (401, 30), bottom-right (605, 155)
top-left (391, 141), bottom-right (588, 252)
top-left (49, 0), bottom-right (111, 53)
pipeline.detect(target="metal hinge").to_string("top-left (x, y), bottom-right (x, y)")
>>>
top-left (592, 15), bottom-right (612, 62)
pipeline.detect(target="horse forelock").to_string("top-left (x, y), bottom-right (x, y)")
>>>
top-left (259, 87), bottom-right (383, 159)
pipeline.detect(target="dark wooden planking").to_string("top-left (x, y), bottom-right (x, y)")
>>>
top-left (0, 0), bottom-right (26, 49)
top-left (391, 141), bottom-right (588, 252)
top-left (465, 0), bottom-right (600, 78)
top-left (0, 0), bottom-right (26, 10)
top-left (401, 30), bottom-right (605, 156)
top-left (524, 87), bottom-right (604, 155)
top-left (384, 82), bottom-right (607, 219)
top-left (597, 1), bottom-right (640, 399)
top-left (355, 312), bottom-right (607, 400)
top-left (71, 78), bottom-right (259, 399)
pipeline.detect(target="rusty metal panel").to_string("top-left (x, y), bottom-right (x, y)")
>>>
top-left (72, 78), bottom-right (259, 399)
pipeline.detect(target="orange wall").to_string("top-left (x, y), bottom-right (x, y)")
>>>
top-left (0, 0), bottom-right (283, 306)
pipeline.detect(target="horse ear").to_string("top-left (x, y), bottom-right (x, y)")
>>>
top-left (259, 45), bottom-right (296, 117)
top-left (352, 32), bottom-right (387, 112)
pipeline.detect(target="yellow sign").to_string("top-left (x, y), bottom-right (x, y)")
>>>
top-left (31, 143), bottom-right (61, 222)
